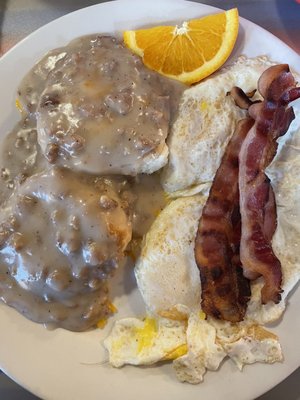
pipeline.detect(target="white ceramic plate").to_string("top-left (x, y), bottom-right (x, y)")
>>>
top-left (0, 1), bottom-right (299, 399)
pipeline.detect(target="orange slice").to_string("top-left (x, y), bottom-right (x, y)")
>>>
top-left (123, 8), bottom-right (239, 84)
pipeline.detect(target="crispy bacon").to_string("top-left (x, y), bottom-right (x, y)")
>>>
top-left (194, 119), bottom-right (253, 322)
top-left (239, 64), bottom-right (300, 304)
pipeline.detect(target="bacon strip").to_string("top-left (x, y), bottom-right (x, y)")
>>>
top-left (239, 64), bottom-right (300, 304)
top-left (195, 119), bottom-right (253, 322)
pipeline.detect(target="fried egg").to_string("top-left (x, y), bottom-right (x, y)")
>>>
top-left (104, 316), bottom-right (187, 367)
top-left (105, 194), bottom-right (284, 382)
top-left (135, 194), bottom-right (205, 316)
top-left (105, 310), bottom-right (282, 384)
top-left (173, 315), bottom-right (282, 384)
top-left (105, 57), bottom-right (300, 383)
top-left (161, 56), bottom-right (276, 196)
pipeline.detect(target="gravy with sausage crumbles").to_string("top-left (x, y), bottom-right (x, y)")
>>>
top-left (19, 35), bottom-right (178, 175)
top-left (0, 35), bottom-right (184, 331)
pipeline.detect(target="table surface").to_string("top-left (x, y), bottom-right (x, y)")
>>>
top-left (0, 0), bottom-right (300, 399)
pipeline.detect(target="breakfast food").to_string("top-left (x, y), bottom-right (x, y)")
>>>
top-left (0, 7), bottom-right (299, 389)
top-left (0, 168), bottom-right (132, 331)
top-left (0, 34), bottom-right (181, 331)
top-left (124, 9), bottom-right (239, 84)
top-left (195, 64), bottom-right (300, 323)
top-left (161, 56), bottom-right (276, 195)
top-left (105, 59), bottom-right (300, 383)
top-left (238, 64), bottom-right (300, 304)
top-left (105, 190), bottom-right (284, 382)
top-left (194, 119), bottom-right (253, 323)
top-left (135, 195), bottom-right (204, 315)
top-left (18, 35), bottom-right (183, 175)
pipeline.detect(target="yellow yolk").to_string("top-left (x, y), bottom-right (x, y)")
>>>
top-left (200, 101), bottom-right (208, 111)
top-left (108, 302), bottom-right (118, 314)
top-left (104, 316), bottom-right (188, 367)
top-left (199, 311), bottom-right (206, 320)
top-left (136, 318), bottom-right (158, 353)
top-left (163, 344), bottom-right (188, 360)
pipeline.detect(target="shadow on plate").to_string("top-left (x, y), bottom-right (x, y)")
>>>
top-left (0, 0), bottom-right (8, 54)
top-left (257, 367), bottom-right (300, 400)
top-left (0, 372), bottom-right (40, 400)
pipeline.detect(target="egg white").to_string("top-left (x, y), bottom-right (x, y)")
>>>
top-left (161, 56), bottom-right (276, 195)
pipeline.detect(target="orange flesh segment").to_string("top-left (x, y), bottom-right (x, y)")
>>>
top-left (123, 9), bottom-right (239, 84)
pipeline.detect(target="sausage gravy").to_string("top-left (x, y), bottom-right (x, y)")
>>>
top-left (0, 35), bottom-right (184, 331)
